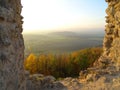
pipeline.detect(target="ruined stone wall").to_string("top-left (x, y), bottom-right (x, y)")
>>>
top-left (0, 0), bottom-right (25, 90)
top-left (103, 0), bottom-right (120, 69)
top-left (0, 0), bottom-right (120, 90)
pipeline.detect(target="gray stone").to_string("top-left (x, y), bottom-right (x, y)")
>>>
top-left (0, 0), bottom-right (25, 90)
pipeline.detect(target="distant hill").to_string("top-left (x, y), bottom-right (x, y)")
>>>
top-left (48, 31), bottom-right (78, 37)
top-left (24, 31), bottom-right (104, 56)
top-left (48, 30), bottom-right (104, 38)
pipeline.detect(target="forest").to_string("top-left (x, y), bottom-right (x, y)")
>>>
top-left (24, 31), bottom-right (104, 78)
top-left (24, 47), bottom-right (102, 78)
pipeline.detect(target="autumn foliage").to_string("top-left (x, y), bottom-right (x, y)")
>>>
top-left (24, 47), bottom-right (102, 78)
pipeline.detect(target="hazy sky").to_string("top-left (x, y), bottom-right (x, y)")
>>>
top-left (21, 0), bottom-right (107, 33)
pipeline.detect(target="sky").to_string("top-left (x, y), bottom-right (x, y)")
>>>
top-left (21, 0), bottom-right (107, 34)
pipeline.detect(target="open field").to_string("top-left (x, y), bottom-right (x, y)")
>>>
top-left (23, 31), bottom-right (104, 56)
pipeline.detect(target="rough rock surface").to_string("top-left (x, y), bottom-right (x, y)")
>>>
top-left (25, 73), bottom-right (67, 90)
top-left (103, 0), bottom-right (120, 68)
top-left (0, 0), bottom-right (25, 90)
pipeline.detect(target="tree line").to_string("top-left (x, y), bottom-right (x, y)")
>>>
top-left (24, 47), bottom-right (102, 78)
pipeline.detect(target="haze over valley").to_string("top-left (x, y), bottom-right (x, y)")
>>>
top-left (24, 30), bottom-right (104, 56)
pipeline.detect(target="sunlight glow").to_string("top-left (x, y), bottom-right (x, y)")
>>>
top-left (21, 0), bottom-right (107, 33)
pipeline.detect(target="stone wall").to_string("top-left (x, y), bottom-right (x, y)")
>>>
top-left (0, 0), bottom-right (25, 90)
top-left (103, 0), bottom-right (120, 69)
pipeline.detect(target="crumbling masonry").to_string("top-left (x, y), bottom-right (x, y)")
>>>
top-left (0, 0), bottom-right (120, 90)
